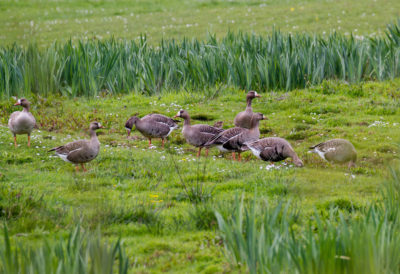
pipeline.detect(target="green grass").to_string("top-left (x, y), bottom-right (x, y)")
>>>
top-left (1, 0), bottom-right (400, 46)
top-left (1, 79), bottom-right (400, 272)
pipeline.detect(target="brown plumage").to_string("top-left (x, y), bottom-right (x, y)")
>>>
top-left (205, 112), bottom-right (266, 161)
top-left (309, 139), bottom-right (357, 168)
top-left (8, 98), bottom-right (36, 147)
top-left (175, 110), bottom-right (223, 157)
top-left (234, 91), bottom-right (261, 129)
top-left (125, 113), bottom-right (179, 148)
top-left (246, 137), bottom-right (303, 167)
top-left (49, 122), bottom-right (103, 172)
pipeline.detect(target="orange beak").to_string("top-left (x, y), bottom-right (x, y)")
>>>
top-left (173, 115), bottom-right (179, 118)
top-left (255, 94), bottom-right (261, 98)
top-left (14, 102), bottom-right (21, 106)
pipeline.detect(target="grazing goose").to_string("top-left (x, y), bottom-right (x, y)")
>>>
top-left (234, 91), bottom-right (261, 129)
top-left (174, 110), bottom-right (223, 157)
top-left (8, 98), bottom-right (36, 147)
top-left (213, 121), bottom-right (224, 129)
top-left (205, 113), bottom-right (266, 161)
top-left (125, 114), bottom-right (178, 148)
top-left (246, 137), bottom-right (303, 167)
top-left (49, 122), bottom-right (103, 172)
top-left (309, 139), bottom-right (357, 168)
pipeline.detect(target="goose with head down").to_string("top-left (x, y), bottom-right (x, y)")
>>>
top-left (48, 122), bottom-right (104, 172)
top-left (174, 110), bottom-right (223, 157)
top-left (309, 138), bottom-right (357, 168)
top-left (205, 112), bottom-right (266, 161)
top-left (8, 98), bottom-right (36, 147)
top-left (246, 137), bottom-right (303, 167)
top-left (125, 113), bottom-right (179, 148)
top-left (234, 90), bottom-right (261, 129)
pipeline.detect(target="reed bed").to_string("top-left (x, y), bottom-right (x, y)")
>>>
top-left (216, 164), bottom-right (400, 274)
top-left (1, 20), bottom-right (400, 97)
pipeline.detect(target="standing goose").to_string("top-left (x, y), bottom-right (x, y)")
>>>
top-left (205, 113), bottom-right (266, 161)
top-left (174, 110), bottom-right (223, 157)
top-left (246, 137), bottom-right (303, 167)
top-left (125, 114), bottom-right (178, 148)
top-left (8, 98), bottom-right (36, 147)
top-left (234, 91), bottom-right (261, 129)
top-left (309, 139), bottom-right (357, 168)
top-left (49, 122), bottom-right (104, 172)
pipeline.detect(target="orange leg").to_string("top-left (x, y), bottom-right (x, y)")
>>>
top-left (238, 153), bottom-right (242, 162)
top-left (205, 148), bottom-right (209, 157)
top-left (162, 138), bottom-right (165, 148)
top-left (148, 138), bottom-right (152, 148)
top-left (81, 163), bottom-right (87, 172)
top-left (27, 135), bottom-right (31, 147)
top-left (197, 147), bottom-right (202, 157)
top-left (75, 165), bottom-right (80, 172)
top-left (232, 152), bottom-right (236, 160)
top-left (13, 136), bottom-right (17, 148)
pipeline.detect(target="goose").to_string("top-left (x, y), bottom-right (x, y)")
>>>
top-left (205, 112), bottom-right (266, 161)
top-left (174, 110), bottom-right (223, 157)
top-left (234, 91), bottom-right (261, 129)
top-left (246, 137), bottom-right (303, 167)
top-left (8, 98), bottom-right (36, 147)
top-left (309, 139), bottom-right (357, 168)
top-left (125, 114), bottom-right (178, 148)
top-left (49, 122), bottom-right (104, 172)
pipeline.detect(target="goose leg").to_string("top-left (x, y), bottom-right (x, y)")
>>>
top-left (75, 165), bottom-right (80, 172)
top-left (148, 138), bottom-right (152, 148)
top-left (81, 163), bottom-right (87, 172)
top-left (161, 138), bottom-right (165, 148)
top-left (197, 147), bottom-right (202, 157)
top-left (27, 134), bottom-right (31, 147)
top-left (232, 152), bottom-right (236, 160)
top-left (205, 148), bottom-right (209, 157)
top-left (13, 135), bottom-right (17, 148)
top-left (238, 153), bottom-right (242, 162)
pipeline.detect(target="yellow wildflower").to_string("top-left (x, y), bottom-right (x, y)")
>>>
top-left (290, 7), bottom-right (295, 12)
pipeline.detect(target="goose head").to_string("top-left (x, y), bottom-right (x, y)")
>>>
top-left (247, 91), bottom-right (261, 100)
top-left (90, 122), bottom-right (104, 131)
top-left (14, 98), bottom-right (31, 109)
top-left (174, 109), bottom-right (190, 120)
top-left (125, 116), bottom-right (140, 137)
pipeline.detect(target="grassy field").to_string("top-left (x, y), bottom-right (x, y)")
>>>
top-left (1, 79), bottom-right (400, 272)
top-left (1, 0), bottom-right (400, 46)
top-left (2, 0), bottom-right (400, 272)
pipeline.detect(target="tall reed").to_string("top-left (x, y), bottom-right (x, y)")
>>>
top-left (0, 225), bottom-right (130, 273)
top-left (1, 20), bottom-right (400, 97)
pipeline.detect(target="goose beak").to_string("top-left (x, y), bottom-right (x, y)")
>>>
top-left (255, 93), bottom-right (261, 98)
top-left (14, 100), bottom-right (21, 106)
top-left (126, 129), bottom-right (131, 137)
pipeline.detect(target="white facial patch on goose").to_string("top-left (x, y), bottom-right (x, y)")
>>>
top-left (18, 99), bottom-right (21, 104)
top-left (255, 92), bottom-right (258, 96)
